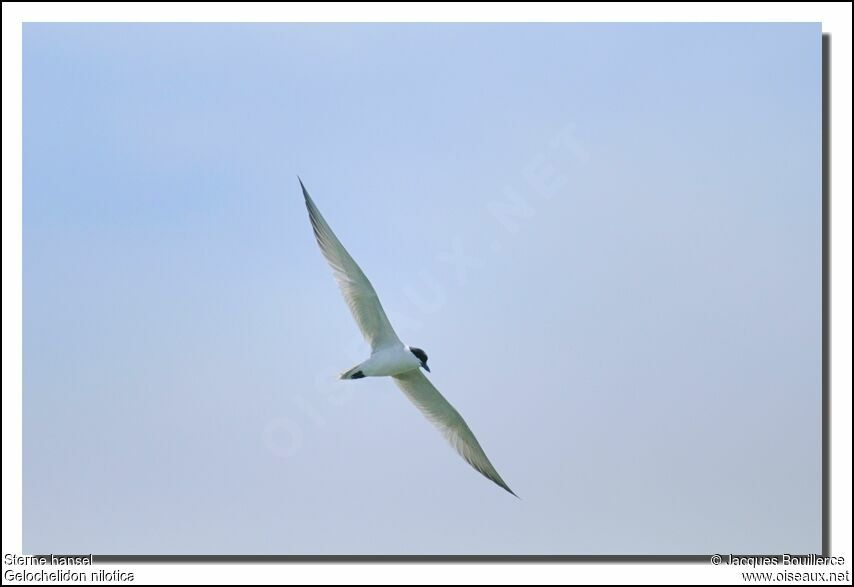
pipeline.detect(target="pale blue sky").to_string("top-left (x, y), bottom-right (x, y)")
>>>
top-left (24, 23), bottom-right (822, 555)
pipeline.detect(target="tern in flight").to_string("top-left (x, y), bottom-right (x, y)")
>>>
top-left (299, 178), bottom-right (516, 496)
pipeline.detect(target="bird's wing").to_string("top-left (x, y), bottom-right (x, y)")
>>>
top-left (392, 369), bottom-right (516, 496)
top-left (300, 179), bottom-right (401, 351)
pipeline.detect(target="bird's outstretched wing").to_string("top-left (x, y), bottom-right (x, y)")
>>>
top-left (300, 179), bottom-right (401, 352)
top-left (392, 369), bottom-right (517, 496)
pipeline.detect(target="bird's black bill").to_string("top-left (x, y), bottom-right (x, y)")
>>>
top-left (422, 363), bottom-right (431, 372)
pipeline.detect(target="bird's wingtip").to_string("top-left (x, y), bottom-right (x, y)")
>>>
top-left (491, 475), bottom-right (519, 498)
top-left (298, 176), bottom-right (312, 202)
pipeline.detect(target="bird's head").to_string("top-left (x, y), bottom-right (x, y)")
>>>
top-left (408, 347), bottom-right (430, 373)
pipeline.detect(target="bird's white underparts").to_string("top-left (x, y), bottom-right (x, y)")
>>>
top-left (299, 178), bottom-right (516, 497)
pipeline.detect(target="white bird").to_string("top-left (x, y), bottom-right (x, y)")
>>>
top-left (300, 178), bottom-right (516, 496)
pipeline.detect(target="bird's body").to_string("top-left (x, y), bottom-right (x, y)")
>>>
top-left (299, 178), bottom-right (516, 497)
top-left (341, 344), bottom-right (423, 380)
